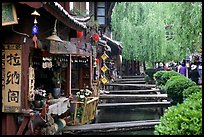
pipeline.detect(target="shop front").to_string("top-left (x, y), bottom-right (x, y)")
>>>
top-left (2, 2), bottom-right (100, 135)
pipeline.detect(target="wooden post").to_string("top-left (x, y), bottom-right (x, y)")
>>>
top-left (16, 117), bottom-right (30, 135)
top-left (67, 54), bottom-right (72, 97)
top-left (73, 103), bottom-right (78, 126)
top-left (89, 56), bottom-right (93, 88)
top-left (81, 98), bottom-right (87, 125)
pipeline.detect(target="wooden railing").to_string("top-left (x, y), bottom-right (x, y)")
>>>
top-left (71, 97), bottom-right (99, 125)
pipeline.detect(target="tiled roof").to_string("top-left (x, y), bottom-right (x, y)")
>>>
top-left (102, 34), bottom-right (123, 49)
top-left (47, 2), bottom-right (86, 29)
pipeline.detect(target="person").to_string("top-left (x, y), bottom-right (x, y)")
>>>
top-left (177, 62), bottom-right (182, 73)
top-left (189, 64), bottom-right (199, 84)
top-left (179, 63), bottom-right (187, 76)
top-left (198, 62), bottom-right (202, 84)
top-left (158, 62), bottom-right (164, 71)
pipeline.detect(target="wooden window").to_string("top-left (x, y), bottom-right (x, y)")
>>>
top-left (96, 2), bottom-right (106, 25)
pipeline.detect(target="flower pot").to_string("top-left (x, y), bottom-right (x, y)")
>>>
top-left (53, 88), bottom-right (61, 99)
top-left (34, 100), bottom-right (45, 108)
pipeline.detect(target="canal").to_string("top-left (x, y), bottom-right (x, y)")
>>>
top-left (74, 106), bottom-right (166, 135)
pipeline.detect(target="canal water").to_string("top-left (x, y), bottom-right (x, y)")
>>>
top-left (76, 106), bottom-right (166, 135)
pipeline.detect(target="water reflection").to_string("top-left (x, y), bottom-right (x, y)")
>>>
top-left (96, 107), bottom-right (162, 123)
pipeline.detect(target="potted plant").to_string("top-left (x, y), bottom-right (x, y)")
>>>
top-left (34, 88), bottom-right (47, 108)
top-left (52, 71), bottom-right (65, 99)
top-left (70, 87), bottom-right (93, 125)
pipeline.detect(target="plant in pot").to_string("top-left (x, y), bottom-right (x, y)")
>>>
top-left (52, 71), bottom-right (65, 99)
top-left (34, 88), bottom-right (47, 108)
top-left (70, 87), bottom-right (93, 125)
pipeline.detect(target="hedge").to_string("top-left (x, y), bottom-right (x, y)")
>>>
top-left (154, 91), bottom-right (202, 135)
top-left (183, 85), bottom-right (202, 100)
top-left (164, 75), bottom-right (197, 104)
top-left (153, 70), bottom-right (182, 89)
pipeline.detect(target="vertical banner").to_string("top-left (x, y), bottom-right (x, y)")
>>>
top-left (2, 44), bottom-right (22, 113)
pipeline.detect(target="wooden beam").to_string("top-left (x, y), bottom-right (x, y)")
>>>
top-left (117, 81), bottom-right (146, 84)
top-left (105, 83), bottom-right (156, 88)
top-left (104, 89), bottom-right (159, 94)
top-left (99, 94), bottom-right (168, 99)
top-left (122, 75), bottom-right (145, 78)
top-left (19, 2), bottom-right (43, 9)
top-left (63, 119), bottom-right (160, 133)
top-left (16, 117), bottom-right (30, 135)
top-left (114, 78), bottom-right (145, 81)
top-left (97, 101), bottom-right (171, 108)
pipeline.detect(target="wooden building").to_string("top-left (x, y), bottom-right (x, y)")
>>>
top-left (2, 2), bottom-right (100, 135)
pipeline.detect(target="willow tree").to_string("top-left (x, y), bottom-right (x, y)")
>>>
top-left (111, 2), bottom-right (202, 65)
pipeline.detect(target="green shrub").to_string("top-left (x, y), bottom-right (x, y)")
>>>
top-left (153, 70), bottom-right (166, 87)
top-left (154, 91), bottom-right (202, 135)
top-left (153, 70), bottom-right (182, 89)
top-left (183, 85), bottom-right (202, 100)
top-left (164, 75), bottom-right (197, 104)
top-left (161, 71), bottom-right (182, 85)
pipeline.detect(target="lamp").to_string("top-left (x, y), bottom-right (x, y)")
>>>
top-left (46, 19), bottom-right (63, 43)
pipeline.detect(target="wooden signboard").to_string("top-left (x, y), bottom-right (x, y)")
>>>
top-left (49, 40), bottom-right (77, 54)
top-left (70, 38), bottom-right (92, 54)
top-left (2, 44), bottom-right (22, 113)
top-left (2, 3), bottom-right (18, 26)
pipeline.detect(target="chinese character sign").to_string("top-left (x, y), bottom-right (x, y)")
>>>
top-left (2, 44), bottom-right (22, 113)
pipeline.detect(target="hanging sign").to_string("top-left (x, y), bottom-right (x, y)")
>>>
top-left (101, 65), bottom-right (108, 73)
top-left (28, 66), bottom-right (35, 101)
top-left (101, 52), bottom-right (109, 61)
top-left (101, 77), bottom-right (109, 84)
top-left (2, 44), bottom-right (22, 113)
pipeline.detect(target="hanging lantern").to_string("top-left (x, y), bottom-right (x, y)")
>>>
top-left (31, 10), bottom-right (40, 48)
top-left (92, 33), bottom-right (100, 42)
top-left (32, 24), bottom-right (39, 35)
top-left (77, 31), bottom-right (83, 38)
top-left (95, 58), bottom-right (99, 64)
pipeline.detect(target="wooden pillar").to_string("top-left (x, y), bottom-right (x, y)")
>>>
top-left (21, 38), bottom-right (32, 110)
top-left (2, 113), bottom-right (17, 135)
top-left (89, 56), bottom-right (93, 88)
top-left (67, 54), bottom-right (72, 97)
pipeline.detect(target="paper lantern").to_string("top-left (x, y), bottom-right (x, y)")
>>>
top-left (77, 31), bottom-right (83, 38)
top-left (32, 25), bottom-right (39, 35)
top-left (95, 58), bottom-right (99, 64)
top-left (92, 33), bottom-right (100, 42)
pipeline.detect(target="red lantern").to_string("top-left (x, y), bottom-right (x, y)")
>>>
top-left (92, 33), bottom-right (100, 42)
top-left (95, 58), bottom-right (99, 64)
top-left (77, 31), bottom-right (83, 38)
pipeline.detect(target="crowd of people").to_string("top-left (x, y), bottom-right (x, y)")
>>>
top-left (156, 55), bottom-right (202, 85)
